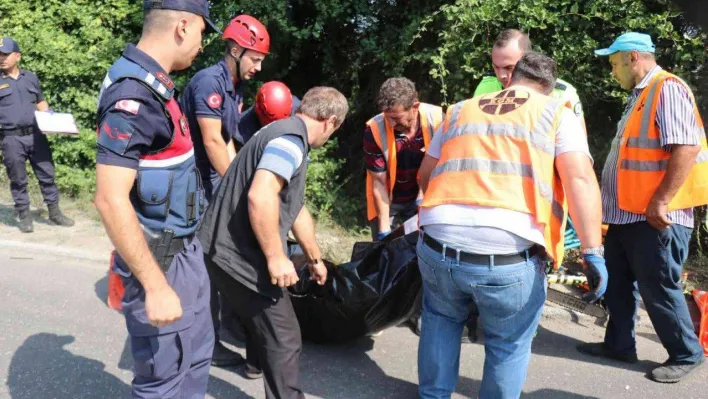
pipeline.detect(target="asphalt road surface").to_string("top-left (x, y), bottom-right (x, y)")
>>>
top-left (0, 251), bottom-right (706, 399)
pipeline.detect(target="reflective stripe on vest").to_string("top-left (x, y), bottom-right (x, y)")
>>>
top-left (100, 57), bottom-right (204, 237)
top-left (617, 71), bottom-right (708, 213)
top-left (422, 89), bottom-right (568, 266)
top-left (364, 103), bottom-right (443, 220)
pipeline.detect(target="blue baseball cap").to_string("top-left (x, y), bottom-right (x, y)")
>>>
top-left (0, 37), bottom-right (20, 54)
top-left (144, 0), bottom-right (221, 34)
top-left (595, 32), bottom-right (655, 56)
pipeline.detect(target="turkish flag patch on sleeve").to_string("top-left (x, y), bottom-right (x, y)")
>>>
top-left (115, 100), bottom-right (141, 115)
top-left (207, 93), bottom-right (223, 109)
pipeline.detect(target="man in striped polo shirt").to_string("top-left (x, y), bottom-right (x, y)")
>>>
top-left (577, 32), bottom-right (707, 383)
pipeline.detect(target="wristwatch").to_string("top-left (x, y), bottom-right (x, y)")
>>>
top-left (582, 246), bottom-right (605, 257)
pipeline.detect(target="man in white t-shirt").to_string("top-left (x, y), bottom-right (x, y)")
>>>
top-left (415, 52), bottom-right (607, 398)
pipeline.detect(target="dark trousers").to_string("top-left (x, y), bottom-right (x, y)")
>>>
top-left (603, 222), bottom-right (703, 363)
top-left (117, 238), bottom-right (214, 398)
top-left (207, 261), bottom-right (304, 399)
top-left (1, 132), bottom-right (59, 211)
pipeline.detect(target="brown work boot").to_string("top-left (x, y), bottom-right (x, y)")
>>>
top-left (576, 342), bottom-right (638, 363)
top-left (48, 204), bottom-right (74, 227)
top-left (17, 210), bottom-right (33, 233)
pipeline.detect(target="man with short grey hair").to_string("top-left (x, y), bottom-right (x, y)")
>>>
top-left (199, 86), bottom-right (348, 399)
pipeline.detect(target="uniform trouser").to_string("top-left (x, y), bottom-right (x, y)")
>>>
top-left (603, 222), bottom-right (704, 364)
top-left (115, 237), bottom-right (214, 399)
top-left (369, 199), bottom-right (418, 241)
top-left (1, 132), bottom-right (59, 212)
top-left (207, 261), bottom-right (305, 399)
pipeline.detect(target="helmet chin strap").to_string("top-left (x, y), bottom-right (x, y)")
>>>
top-left (230, 48), bottom-right (248, 84)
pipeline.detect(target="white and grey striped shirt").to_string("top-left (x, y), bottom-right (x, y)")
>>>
top-left (601, 66), bottom-right (704, 228)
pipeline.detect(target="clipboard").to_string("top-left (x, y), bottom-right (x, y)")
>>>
top-left (34, 111), bottom-right (80, 135)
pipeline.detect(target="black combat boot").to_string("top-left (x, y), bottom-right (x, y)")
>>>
top-left (18, 210), bottom-right (33, 233)
top-left (48, 204), bottom-right (75, 227)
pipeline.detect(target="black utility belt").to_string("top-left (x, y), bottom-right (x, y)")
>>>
top-left (0, 126), bottom-right (35, 136)
top-left (142, 225), bottom-right (194, 272)
top-left (422, 232), bottom-right (542, 266)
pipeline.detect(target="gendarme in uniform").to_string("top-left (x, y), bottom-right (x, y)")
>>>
top-left (0, 37), bottom-right (73, 232)
top-left (94, 1), bottom-right (220, 396)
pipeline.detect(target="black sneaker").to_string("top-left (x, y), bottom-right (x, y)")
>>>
top-left (211, 342), bottom-right (245, 368)
top-left (244, 363), bottom-right (264, 380)
top-left (576, 342), bottom-right (639, 364)
top-left (48, 204), bottom-right (74, 227)
top-left (651, 356), bottom-right (705, 383)
top-left (17, 210), bottom-right (33, 233)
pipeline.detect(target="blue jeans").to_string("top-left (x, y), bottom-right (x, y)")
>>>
top-left (603, 222), bottom-right (703, 363)
top-left (416, 236), bottom-right (547, 399)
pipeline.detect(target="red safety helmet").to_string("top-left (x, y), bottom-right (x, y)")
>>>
top-left (255, 81), bottom-right (293, 126)
top-left (222, 15), bottom-right (270, 55)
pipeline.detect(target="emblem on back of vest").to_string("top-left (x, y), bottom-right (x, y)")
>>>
top-left (479, 90), bottom-right (530, 115)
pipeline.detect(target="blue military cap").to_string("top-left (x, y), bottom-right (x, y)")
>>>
top-left (595, 32), bottom-right (656, 56)
top-left (0, 37), bottom-right (20, 54)
top-left (144, 0), bottom-right (221, 34)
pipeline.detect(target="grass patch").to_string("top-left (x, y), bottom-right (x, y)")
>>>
top-left (0, 165), bottom-right (99, 223)
top-left (312, 214), bottom-right (370, 264)
top-left (685, 254), bottom-right (708, 292)
top-left (1, 165), bottom-right (370, 264)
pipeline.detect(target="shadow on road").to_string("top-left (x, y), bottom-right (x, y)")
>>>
top-left (7, 333), bottom-right (130, 399)
top-left (300, 333), bottom-right (419, 399)
top-left (458, 376), bottom-right (601, 398)
top-left (94, 273), bottom-right (109, 305)
top-left (531, 325), bottom-right (657, 373)
top-left (206, 374), bottom-right (257, 399)
top-left (0, 203), bottom-right (52, 229)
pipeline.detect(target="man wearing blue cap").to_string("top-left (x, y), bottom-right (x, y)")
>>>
top-left (94, 1), bottom-right (220, 397)
top-left (577, 32), bottom-right (707, 383)
top-left (0, 37), bottom-right (74, 233)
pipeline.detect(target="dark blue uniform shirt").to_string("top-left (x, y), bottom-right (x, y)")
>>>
top-left (96, 45), bottom-right (176, 170)
top-left (0, 70), bottom-right (45, 129)
top-left (181, 59), bottom-right (244, 181)
top-left (237, 95), bottom-right (301, 146)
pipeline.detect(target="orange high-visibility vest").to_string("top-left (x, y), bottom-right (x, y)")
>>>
top-left (617, 70), bottom-right (708, 213)
top-left (420, 88), bottom-right (569, 267)
top-left (365, 103), bottom-right (443, 221)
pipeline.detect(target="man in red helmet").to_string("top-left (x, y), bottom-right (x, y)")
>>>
top-left (238, 81), bottom-right (301, 145)
top-left (181, 14), bottom-right (270, 371)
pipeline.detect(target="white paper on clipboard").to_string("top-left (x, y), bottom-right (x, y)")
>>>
top-left (34, 111), bottom-right (80, 135)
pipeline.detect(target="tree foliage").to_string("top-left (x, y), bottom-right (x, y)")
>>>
top-left (0, 0), bottom-right (705, 236)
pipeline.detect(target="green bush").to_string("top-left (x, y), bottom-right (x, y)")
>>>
top-left (0, 0), bottom-right (706, 231)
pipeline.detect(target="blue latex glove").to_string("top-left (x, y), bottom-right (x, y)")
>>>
top-left (581, 253), bottom-right (608, 303)
top-left (415, 198), bottom-right (423, 207)
top-left (376, 230), bottom-right (392, 241)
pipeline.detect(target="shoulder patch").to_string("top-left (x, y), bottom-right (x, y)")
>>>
top-left (97, 113), bottom-right (135, 155)
top-left (207, 93), bottom-right (222, 109)
top-left (155, 72), bottom-right (174, 90)
top-left (115, 99), bottom-right (141, 115)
